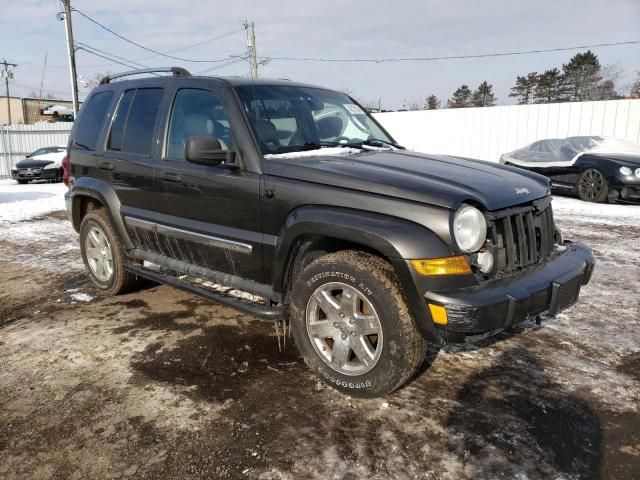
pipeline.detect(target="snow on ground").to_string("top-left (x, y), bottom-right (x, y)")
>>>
top-left (0, 180), bottom-right (639, 479)
top-left (0, 181), bottom-right (68, 224)
top-left (0, 181), bottom-right (82, 272)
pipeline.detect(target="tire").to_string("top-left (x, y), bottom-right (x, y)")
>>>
top-left (79, 208), bottom-right (139, 296)
top-left (290, 250), bottom-right (427, 398)
top-left (577, 168), bottom-right (609, 203)
top-left (17, 179), bottom-right (29, 184)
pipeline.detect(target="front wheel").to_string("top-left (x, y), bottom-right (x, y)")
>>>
top-left (290, 250), bottom-right (427, 398)
top-left (577, 168), bottom-right (609, 203)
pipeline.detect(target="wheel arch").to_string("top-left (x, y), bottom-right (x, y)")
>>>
top-left (273, 206), bottom-right (453, 343)
top-left (70, 176), bottom-right (133, 249)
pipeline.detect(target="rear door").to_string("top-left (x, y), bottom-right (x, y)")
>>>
top-left (99, 86), bottom-right (166, 255)
top-left (149, 82), bottom-right (264, 282)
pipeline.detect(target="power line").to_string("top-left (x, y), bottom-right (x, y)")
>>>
top-left (194, 55), bottom-right (250, 75)
top-left (72, 7), bottom-right (246, 63)
top-left (259, 40), bottom-right (640, 63)
top-left (17, 28), bottom-right (245, 69)
top-left (77, 42), bottom-right (150, 69)
top-left (76, 47), bottom-right (148, 71)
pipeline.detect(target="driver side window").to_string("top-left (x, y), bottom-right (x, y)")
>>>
top-left (165, 88), bottom-right (231, 161)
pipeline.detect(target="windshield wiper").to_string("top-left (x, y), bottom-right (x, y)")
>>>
top-left (348, 138), bottom-right (404, 149)
top-left (73, 141), bottom-right (91, 150)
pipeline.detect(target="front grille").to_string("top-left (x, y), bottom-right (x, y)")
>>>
top-left (487, 196), bottom-right (556, 275)
top-left (17, 168), bottom-right (42, 177)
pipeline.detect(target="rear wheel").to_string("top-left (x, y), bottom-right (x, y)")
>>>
top-left (17, 179), bottom-right (29, 184)
top-left (290, 250), bottom-right (427, 398)
top-left (577, 168), bottom-right (609, 203)
top-left (79, 208), bottom-right (139, 296)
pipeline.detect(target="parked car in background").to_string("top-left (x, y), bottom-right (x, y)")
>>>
top-left (500, 136), bottom-right (640, 203)
top-left (11, 146), bottom-right (67, 184)
top-left (42, 104), bottom-right (74, 117)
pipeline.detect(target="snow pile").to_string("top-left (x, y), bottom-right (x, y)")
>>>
top-left (552, 196), bottom-right (640, 226)
top-left (0, 182), bottom-right (68, 224)
top-left (264, 147), bottom-right (362, 159)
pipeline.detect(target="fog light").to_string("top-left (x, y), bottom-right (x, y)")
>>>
top-left (477, 251), bottom-right (494, 274)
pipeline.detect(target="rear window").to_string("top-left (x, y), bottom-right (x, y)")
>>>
top-left (108, 89), bottom-right (135, 151)
top-left (73, 91), bottom-right (113, 151)
top-left (106, 88), bottom-right (163, 156)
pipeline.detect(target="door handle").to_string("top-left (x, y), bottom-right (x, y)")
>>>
top-left (98, 161), bottom-right (114, 171)
top-left (158, 171), bottom-right (182, 182)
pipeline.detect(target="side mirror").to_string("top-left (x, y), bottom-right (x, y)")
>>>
top-left (185, 136), bottom-right (238, 169)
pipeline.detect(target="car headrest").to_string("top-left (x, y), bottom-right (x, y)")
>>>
top-left (316, 116), bottom-right (344, 139)
top-left (184, 113), bottom-right (214, 138)
top-left (255, 119), bottom-right (278, 144)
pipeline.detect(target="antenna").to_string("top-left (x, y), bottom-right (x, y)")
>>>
top-left (39, 50), bottom-right (48, 100)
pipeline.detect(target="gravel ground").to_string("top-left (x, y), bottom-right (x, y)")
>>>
top-left (0, 183), bottom-right (639, 480)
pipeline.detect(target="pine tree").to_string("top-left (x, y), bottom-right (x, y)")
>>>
top-left (533, 68), bottom-right (563, 103)
top-left (426, 95), bottom-right (440, 109)
top-left (631, 73), bottom-right (640, 99)
top-left (509, 72), bottom-right (537, 104)
top-left (472, 81), bottom-right (497, 107)
top-left (447, 85), bottom-right (472, 108)
top-left (561, 50), bottom-right (601, 101)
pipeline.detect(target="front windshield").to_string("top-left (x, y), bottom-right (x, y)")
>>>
top-left (235, 84), bottom-right (394, 156)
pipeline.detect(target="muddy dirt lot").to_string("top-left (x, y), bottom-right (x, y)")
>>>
top-left (0, 186), bottom-right (639, 479)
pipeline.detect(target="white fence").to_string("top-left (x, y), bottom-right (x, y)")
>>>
top-left (374, 99), bottom-right (640, 162)
top-left (2, 100), bottom-right (639, 177)
top-left (0, 124), bottom-right (72, 178)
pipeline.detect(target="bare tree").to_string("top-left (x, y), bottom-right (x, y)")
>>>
top-left (402, 97), bottom-right (425, 111)
top-left (80, 72), bottom-right (112, 89)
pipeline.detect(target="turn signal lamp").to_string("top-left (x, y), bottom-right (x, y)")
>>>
top-left (428, 304), bottom-right (448, 325)
top-left (411, 256), bottom-right (471, 276)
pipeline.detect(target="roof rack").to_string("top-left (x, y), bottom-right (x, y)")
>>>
top-left (99, 67), bottom-right (191, 85)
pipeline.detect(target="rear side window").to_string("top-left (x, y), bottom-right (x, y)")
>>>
top-left (73, 91), bottom-right (113, 151)
top-left (107, 88), bottom-right (163, 156)
top-left (108, 90), bottom-right (135, 151)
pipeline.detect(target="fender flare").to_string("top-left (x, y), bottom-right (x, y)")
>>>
top-left (272, 206), bottom-right (454, 342)
top-left (69, 177), bottom-right (134, 249)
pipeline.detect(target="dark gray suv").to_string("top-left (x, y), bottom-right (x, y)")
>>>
top-left (64, 67), bottom-right (595, 397)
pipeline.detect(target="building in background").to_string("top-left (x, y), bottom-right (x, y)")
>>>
top-left (0, 97), bottom-right (75, 125)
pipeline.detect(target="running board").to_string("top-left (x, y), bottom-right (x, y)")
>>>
top-left (123, 262), bottom-right (287, 321)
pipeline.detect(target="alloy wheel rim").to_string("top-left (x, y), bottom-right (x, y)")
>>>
top-left (305, 282), bottom-right (383, 376)
top-left (85, 226), bottom-right (114, 282)
top-left (579, 170), bottom-right (604, 200)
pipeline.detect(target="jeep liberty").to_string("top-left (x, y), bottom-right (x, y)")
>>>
top-left (64, 67), bottom-right (595, 397)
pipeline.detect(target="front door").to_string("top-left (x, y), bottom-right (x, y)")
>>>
top-left (151, 84), bottom-right (264, 282)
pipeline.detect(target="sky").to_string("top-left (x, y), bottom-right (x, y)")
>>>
top-left (1, 0), bottom-right (639, 110)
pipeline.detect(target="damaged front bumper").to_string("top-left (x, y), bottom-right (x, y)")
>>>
top-left (424, 241), bottom-right (595, 334)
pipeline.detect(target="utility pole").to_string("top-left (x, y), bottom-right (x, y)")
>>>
top-left (60, 0), bottom-right (79, 114)
top-left (244, 21), bottom-right (258, 79)
top-left (1, 59), bottom-right (17, 125)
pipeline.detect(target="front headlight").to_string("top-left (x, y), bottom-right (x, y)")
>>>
top-left (43, 162), bottom-right (59, 170)
top-left (620, 166), bottom-right (632, 176)
top-left (636, 168), bottom-right (640, 178)
top-left (453, 204), bottom-right (487, 253)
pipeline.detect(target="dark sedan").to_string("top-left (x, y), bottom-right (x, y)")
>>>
top-left (11, 146), bottom-right (67, 184)
top-left (500, 136), bottom-right (640, 203)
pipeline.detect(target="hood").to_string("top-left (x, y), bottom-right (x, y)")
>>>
top-left (263, 150), bottom-right (550, 211)
top-left (15, 158), bottom-right (55, 169)
top-left (590, 152), bottom-right (640, 167)
top-left (17, 151), bottom-right (65, 169)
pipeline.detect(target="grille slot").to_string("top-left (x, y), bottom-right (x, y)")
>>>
top-left (488, 199), bottom-right (556, 275)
